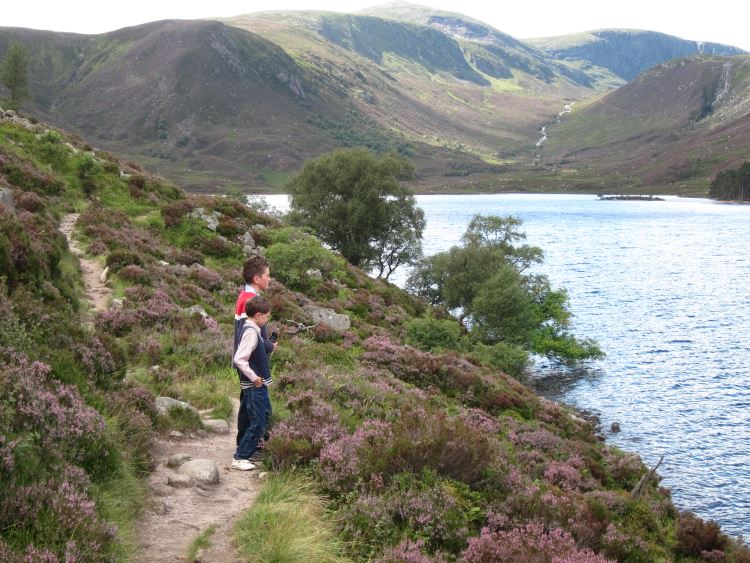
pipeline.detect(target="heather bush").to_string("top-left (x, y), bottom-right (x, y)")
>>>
top-left (16, 191), bottom-right (45, 212)
top-left (405, 316), bottom-right (462, 352)
top-left (0, 156), bottom-right (64, 195)
top-left (676, 512), bottom-right (728, 557)
top-left (376, 539), bottom-right (447, 563)
top-left (161, 199), bottom-right (194, 226)
top-left (339, 470), bottom-right (485, 558)
top-left (0, 349), bottom-right (117, 477)
top-left (189, 264), bottom-right (224, 290)
top-left (106, 248), bottom-right (144, 273)
top-left (75, 333), bottom-right (127, 388)
top-left (266, 389), bottom-right (347, 468)
top-left (461, 520), bottom-right (613, 563)
top-left (117, 264), bottom-right (151, 285)
top-left (201, 235), bottom-right (239, 258)
top-left (0, 210), bottom-right (57, 291)
top-left (362, 335), bottom-right (535, 418)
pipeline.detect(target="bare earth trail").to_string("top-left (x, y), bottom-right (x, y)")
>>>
top-left (59, 214), bottom-right (259, 561)
top-left (59, 213), bottom-right (111, 311)
top-left (134, 400), bottom-right (261, 562)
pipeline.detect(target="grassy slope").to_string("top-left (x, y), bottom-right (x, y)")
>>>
top-left (4, 115), bottom-right (749, 560)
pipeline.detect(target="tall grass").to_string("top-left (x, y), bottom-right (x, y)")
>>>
top-left (235, 473), bottom-right (350, 563)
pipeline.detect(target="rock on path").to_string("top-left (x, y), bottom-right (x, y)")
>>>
top-left (135, 399), bottom-right (260, 562)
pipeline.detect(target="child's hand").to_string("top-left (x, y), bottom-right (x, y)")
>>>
top-left (254, 378), bottom-right (263, 388)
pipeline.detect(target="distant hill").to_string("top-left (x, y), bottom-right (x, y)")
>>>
top-left (540, 55), bottom-right (750, 193)
top-left (1, 4), bottom-right (749, 194)
top-left (526, 29), bottom-right (747, 83)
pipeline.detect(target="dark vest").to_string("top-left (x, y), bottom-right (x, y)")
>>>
top-left (240, 324), bottom-right (272, 385)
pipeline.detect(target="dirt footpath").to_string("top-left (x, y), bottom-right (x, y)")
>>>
top-left (134, 401), bottom-right (261, 563)
top-left (59, 213), bottom-right (111, 312)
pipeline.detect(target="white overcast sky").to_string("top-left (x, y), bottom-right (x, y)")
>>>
top-left (3, 1), bottom-right (749, 51)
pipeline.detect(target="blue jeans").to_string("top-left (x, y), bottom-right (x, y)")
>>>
top-left (235, 386), bottom-right (271, 460)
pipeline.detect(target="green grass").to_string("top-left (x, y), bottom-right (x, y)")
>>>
top-left (187, 525), bottom-right (217, 562)
top-left (235, 472), bottom-right (350, 563)
top-left (91, 461), bottom-right (147, 560)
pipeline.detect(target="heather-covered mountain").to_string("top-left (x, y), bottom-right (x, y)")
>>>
top-left (539, 55), bottom-right (750, 194)
top-left (1, 3), bottom-right (749, 194)
top-left (527, 29), bottom-right (746, 83)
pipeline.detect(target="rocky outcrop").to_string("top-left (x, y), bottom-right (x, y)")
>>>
top-left (302, 304), bottom-right (351, 331)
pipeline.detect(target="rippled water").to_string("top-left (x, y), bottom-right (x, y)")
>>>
top-left (262, 193), bottom-right (750, 537)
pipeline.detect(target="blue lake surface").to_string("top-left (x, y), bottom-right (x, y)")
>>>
top-left (262, 193), bottom-right (750, 537)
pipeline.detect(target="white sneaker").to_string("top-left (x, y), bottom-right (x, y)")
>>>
top-left (231, 459), bottom-right (256, 471)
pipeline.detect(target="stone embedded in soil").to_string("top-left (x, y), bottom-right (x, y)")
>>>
top-left (203, 419), bottom-right (230, 434)
top-left (178, 459), bottom-right (220, 485)
top-left (167, 453), bottom-right (193, 468)
top-left (167, 474), bottom-right (193, 488)
top-left (155, 396), bottom-right (199, 416)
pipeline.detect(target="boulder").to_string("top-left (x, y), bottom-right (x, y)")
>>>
top-left (189, 208), bottom-right (220, 232)
top-left (203, 419), bottom-right (230, 434)
top-left (111, 298), bottom-right (123, 310)
top-left (155, 396), bottom-right (199, 417)
top-left (167, 453), bottom-right (193, 469)
top-left (306, 269), bottom-right (323, 280)
top-left (99, 266), bottom-right (109, 283)
top-left (178, 459), bottom-right (220, 485)
top-left (184, 304), bottom-right (208, 319)
top-left (303, 304), bottom-right (351, 331)
top-left (0, 187), bottom-right (15, 214)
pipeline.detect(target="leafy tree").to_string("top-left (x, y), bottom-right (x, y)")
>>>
top-left (407, 214), bottom-right (602, 365)
top-left (709, 161), bottom-right (750, 201)
top-left (287, 148), bottom-right (424, 275)
top-left (1, 43), bottom-right (30, 110)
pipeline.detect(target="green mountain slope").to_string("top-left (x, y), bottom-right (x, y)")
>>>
top-left (539, 55), bottom-right (750, 194)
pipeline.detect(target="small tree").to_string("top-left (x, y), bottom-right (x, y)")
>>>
top-left (1, 43), bottom-right (30, 110)
top-left (407, 214), bottom-right (603, 365)
top-left (288, 148), bottom-right (424, 275)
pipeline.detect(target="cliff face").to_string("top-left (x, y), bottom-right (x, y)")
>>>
top-left (528, 29), bottom-right (747, 81)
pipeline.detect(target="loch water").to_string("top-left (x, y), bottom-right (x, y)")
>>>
top-left (263, 193), bottom-right (750, 537)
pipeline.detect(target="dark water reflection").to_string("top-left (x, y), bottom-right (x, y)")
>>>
top-left (264, 193), bottom-right (750, 537)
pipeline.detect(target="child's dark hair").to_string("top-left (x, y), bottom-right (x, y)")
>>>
top-left (246, 296), bottom-right (272, 317)
top-left (242, 255), bottom-right (270, 285)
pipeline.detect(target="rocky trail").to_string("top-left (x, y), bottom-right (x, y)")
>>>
top-left (135, 399), bottom-right (261, 562)
top-left (60, 213), bottom-right (261, 561)
top-left (59, 213), bottom-right (111, 312)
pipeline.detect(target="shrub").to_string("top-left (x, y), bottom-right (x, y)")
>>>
top-left (118, 264), bottom-right (151, 285)
top-left (200, 236), bottom-right (239, 259)
top-left (461, 521), bottom-right (613, 562)
top-left (266, 389), bottom-right (347, 468)
top-left (16, 191), bottom-right (45, 213)
top-left (266, 238), bottom-right (346, 291)
top-left (405, 317), bottom-right (462, 352)
top-left (471, 342), bottom-right (529, 377)
top-left (675, 512), bottom-right (728, 557)
top-left (161, 200), bottom-right (194, 227)
top-left (106, 248), bottom-right (144, 273)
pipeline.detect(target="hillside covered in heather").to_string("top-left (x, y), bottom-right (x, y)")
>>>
top-left (1, 112), bottom-right (749, 561)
